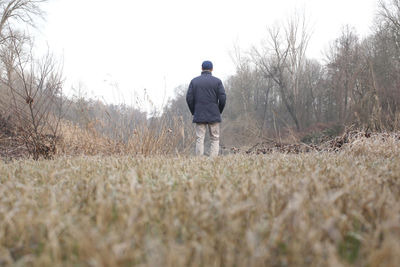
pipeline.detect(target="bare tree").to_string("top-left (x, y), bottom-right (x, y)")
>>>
top-left (0, 0), bottom-right (46, 42)
top-left (378, 0), bottom-right (400, 60)
top-left (325, 26), bottom-right (362, 123)
top-left (253, 12), bottom-right (312, 131)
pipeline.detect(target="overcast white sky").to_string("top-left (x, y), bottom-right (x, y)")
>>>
top-left (35, 0), bottom-right (378, 110)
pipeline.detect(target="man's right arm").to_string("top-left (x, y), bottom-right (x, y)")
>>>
top-left (186, 81), bottom-right (195, 115)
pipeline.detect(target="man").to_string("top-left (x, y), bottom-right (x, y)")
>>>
top-left (186, 60), bottom-right (226, 157)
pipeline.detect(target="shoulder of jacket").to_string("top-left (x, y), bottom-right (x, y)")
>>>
top-left (212, 76), bottom-right (222, 84)
top-left (191, 75), bottom-right (202, 82)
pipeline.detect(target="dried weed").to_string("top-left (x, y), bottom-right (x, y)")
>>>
top-left (0, 137), bottom-right (399, 266)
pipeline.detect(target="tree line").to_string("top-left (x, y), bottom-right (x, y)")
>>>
top-left (164, 0), bottom-right (400, 147)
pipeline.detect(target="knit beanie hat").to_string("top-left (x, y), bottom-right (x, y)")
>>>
top-left (201, 60), bottom-right (213, 70)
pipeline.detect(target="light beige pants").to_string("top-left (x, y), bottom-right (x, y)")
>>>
top-left (195, 123), bottom-right (220, 157)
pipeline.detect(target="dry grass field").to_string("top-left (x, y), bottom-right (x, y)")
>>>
top-left (0, 134), bottom-right (399, 266)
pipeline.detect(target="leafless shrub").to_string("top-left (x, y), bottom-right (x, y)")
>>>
top-left (0, 31), bottom-right (65, 159)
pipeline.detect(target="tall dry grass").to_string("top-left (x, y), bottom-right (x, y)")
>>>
top-left (56, 117), bottom-right (193, 157)
top-left (0, 134), bottom-right (399, 266)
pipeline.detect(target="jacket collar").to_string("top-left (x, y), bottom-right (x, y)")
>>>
top-left (201, 71), bottom-right (212, 75)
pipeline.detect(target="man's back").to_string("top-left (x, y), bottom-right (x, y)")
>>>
top-left (186, 71), bottom-right (226, 123)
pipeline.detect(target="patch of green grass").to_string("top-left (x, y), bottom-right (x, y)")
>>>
top-left (338, 232), bottom-right (362, 264)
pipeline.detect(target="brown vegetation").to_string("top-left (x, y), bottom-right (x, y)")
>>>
top-left (55, 117), bottom-right (192, 157)
top-left (244, 129), bottom-right (400, 154)
top-left (0, 135), bottom-right (399, 266)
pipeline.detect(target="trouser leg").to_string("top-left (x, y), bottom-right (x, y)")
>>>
top-left (209, 122), bottom-right (220, 157)
top-left (195, 123), bottom-right (206, 156)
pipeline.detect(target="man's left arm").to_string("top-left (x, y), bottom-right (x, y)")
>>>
top-left (217, 80), bottom-right (226, 113)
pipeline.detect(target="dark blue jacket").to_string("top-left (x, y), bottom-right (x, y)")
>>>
top-left (186, 71), bottom-right (226, 123)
